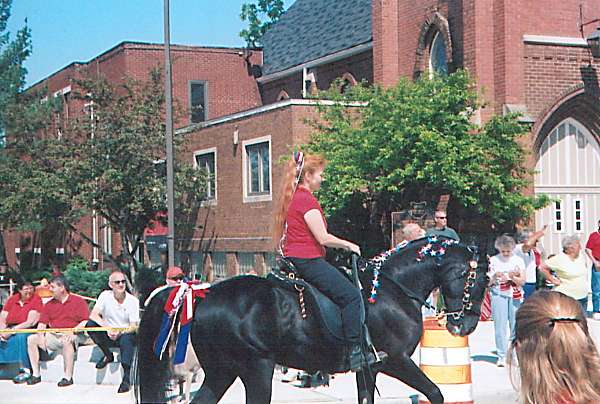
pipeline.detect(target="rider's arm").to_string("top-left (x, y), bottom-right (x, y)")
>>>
top-left (304, 209), bottom-right (360, 255)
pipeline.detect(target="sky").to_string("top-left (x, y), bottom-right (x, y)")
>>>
top-left (7, 0), bottom-right (295, 87)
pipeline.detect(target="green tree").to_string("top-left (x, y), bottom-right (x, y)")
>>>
top-left (307, 72), bottom-right (550, 254)
top-left (240, 0), bottom-right (285, 47)
top-left (0, 69), bottom-right (209, 288)
top-left (67, 70), bottom-right (208, 286)
top-left (0, 0), bottom-right (31, 144)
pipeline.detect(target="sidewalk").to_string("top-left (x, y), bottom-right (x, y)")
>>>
top-left (1, 319), bottom-right (598, 403)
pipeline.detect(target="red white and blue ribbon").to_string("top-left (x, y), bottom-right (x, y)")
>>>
top-left (154, 281), bottom-right (210, 364)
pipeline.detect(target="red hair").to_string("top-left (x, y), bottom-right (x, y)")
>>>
top-left (273, 152), bottom-right (326, 246)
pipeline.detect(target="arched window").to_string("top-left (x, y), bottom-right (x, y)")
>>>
top-left (276, 90), bottom-right (289, 101)
top-left (429, 31), bottom-right (448, 77)
top-left (340, 72), bottom-right (357, 94)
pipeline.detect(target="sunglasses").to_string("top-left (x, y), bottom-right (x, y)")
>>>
top-left (436, 216), bottom-right (447, 219)
top-left (112, 279), bottom-right (127, 285)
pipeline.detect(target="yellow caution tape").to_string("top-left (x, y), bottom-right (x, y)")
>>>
top-left (0, 326), bottom-right (137, 334)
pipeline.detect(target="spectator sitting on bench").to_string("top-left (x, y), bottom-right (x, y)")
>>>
top-left (0, 278), bottom-right (42, 384)
top-left (26, 275), bottom-right (89, 387)
top-left (87, 270), bottom-right (139, 394)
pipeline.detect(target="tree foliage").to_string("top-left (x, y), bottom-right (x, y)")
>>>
top-left (0, 0), bottom-right (31, 142)
top-left (239, 0), bottom-right (285, 47)
top-left (0, 69), bottom-right (209, 287)
top-left (307, 72), bottom-right (550, 254)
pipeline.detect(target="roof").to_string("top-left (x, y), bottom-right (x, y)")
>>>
top-left (261, 0), bottom-right (372, 76)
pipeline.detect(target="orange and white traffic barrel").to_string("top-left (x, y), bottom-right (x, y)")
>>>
top-left (418, 316), bottom-right (473, 404)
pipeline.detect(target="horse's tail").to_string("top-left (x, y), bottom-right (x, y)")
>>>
top-left (134, 286), bottom-right (172, 404)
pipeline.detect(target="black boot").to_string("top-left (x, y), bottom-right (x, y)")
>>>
top-left (347, 344), bottom-right (388, 372)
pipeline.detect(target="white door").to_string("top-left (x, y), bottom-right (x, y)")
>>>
top-left (534, 118), bottom-right (600, 257)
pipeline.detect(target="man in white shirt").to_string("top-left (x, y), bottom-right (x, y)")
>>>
top-left (514, 226), bottom-right (547, 299)
top-left (87, 271), bottom-right (139, 393)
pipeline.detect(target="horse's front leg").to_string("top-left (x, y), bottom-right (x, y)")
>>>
top-left (355, 369), bottom-right (378, 404)
top-left (383, 355), bottom-right (443, 404)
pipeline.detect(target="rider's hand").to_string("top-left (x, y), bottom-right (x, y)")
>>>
top-left (347, 242), bottom-right (361, 256)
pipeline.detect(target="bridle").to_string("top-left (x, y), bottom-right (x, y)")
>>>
top-left (438, 249), bottom-right (482, 321)
top-left (364, 240), bottom-right (483, 323)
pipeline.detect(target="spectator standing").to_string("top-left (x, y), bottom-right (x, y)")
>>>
top-left (585, 219), bottom-right (600, 320)
top-left (514, 226), bottom-right (547, 299)
top-left (539, 235), bottom-right (589, 314)
top-left (508, 291), bottom-right (600, 404)
top-left (26, 275), bottom-right (89, 386)
top-left (488, 235), bottom-right (526, 367)
top-left (0, 279), bottom-right (42, 383)
top-left (426, 210), bottom-right (460, 242)
top-left (87, 271), bottom-right (139, 393)
top-left (0, 262), bottom-right (10, 309)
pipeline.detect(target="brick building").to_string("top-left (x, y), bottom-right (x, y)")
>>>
top-left (3, 42), bottom-right (263, 270)
top-left (180, 0), bottom-right (599, 279)
top-left (5, 0), bottom-right (599, 276)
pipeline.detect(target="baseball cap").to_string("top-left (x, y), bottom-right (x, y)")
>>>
top-left (166, 266), bottom-right (184, 279)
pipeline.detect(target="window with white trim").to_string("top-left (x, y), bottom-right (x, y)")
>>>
top-left (194, 148), bottom-right (217, 201)
top-left (573, 199), bottom-right (583, 233)
top-left (102, 218), bottom-right (112, 255)
top-left (429, 31), bottom-right (448, 77)
top-left (189, 81), bottom-right (208, 123)
top-left (242, 136), bottom-right (272, 202)
top-left (554, 200), bottom-right (564, 232)
top-left (212, 252), bottom-right (226, 279)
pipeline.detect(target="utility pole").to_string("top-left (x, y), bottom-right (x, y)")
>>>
top-left (163, 0), bottom-right (175, 268)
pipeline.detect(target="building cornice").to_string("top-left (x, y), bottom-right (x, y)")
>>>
top-left (257, 42), bottom-right (373, 84)
top-left (523, 35), bottom-right (587, 47)
top-left (177, 99), bottom-right (368, 134)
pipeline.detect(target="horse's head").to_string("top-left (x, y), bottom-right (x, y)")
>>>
top-left (435, 241), bottom-right (488, 336)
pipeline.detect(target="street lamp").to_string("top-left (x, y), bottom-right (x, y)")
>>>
top-left (579, 5), bottom-right (600, 59)
top-left (587, 27), bottom-right (600, 58)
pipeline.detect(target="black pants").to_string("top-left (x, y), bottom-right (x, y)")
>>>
top-left (86, 320), bottom-right (136, 382)
top-left (289, 257), bottom-right (362, 343)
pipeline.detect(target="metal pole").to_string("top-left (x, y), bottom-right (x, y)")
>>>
top-left (163, 0), bottom-right (175, 268)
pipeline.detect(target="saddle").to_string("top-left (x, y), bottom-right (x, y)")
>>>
top-left (266, 258), bottom-right (365, 343)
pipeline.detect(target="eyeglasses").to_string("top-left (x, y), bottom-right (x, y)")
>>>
top-left (112, 280), bottom-right (127, 285)
top-left (436, 216), bottom-right (447, 220)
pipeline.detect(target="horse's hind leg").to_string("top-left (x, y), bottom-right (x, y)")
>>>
top-left (355, 369), bottom-right (378, 404)
top-left (238, 358), bottom-right (275, 404)
top-left (191, 363), bottom-right (236, 404)
top-left (383, 355), bottom-right (443, 404)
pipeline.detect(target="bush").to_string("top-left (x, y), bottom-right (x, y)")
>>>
top-left (63, 257), bottom-right (110, 299)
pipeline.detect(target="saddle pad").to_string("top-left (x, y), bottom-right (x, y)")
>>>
top-left (267, 271), bottom-right (348, 342)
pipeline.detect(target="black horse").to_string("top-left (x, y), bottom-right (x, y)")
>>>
top-left (135, 237), bottom-right (488, 404)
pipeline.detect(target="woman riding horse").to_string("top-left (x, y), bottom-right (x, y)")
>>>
top-left (273, 151), bottom-right (382, 371)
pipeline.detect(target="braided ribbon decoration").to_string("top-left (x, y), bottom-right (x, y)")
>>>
top-left (295, 284), bottom-right (307, 319)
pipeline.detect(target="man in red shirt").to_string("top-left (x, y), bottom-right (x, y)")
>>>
top-left (26, 275), bottom-right (89, 386)
top-left (586, 219), bottom-right (600, 320)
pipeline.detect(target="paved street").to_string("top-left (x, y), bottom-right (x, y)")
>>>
top-left (1, 319), bottom-right (599, 403)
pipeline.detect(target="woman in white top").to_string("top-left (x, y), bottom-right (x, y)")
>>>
top-left (539, 235), bottom-right (589, 313)
top-left (488, 235), bottom-right (526, 367)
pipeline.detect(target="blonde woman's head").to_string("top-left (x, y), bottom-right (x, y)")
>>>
top-left (509, 291), bottom-right (600, 404)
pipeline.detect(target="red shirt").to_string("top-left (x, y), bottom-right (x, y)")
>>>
top-left (39, 294), bottom-right (89, 328)
top-left (3, 293), bottom-right (43, 326)
top-left (586, 231), bottom-right (600, 260)
top-left (283, 187), bottom-right (326, 258)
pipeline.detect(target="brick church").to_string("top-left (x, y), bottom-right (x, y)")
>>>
top-left (5, 0), bottom-right (600, 279)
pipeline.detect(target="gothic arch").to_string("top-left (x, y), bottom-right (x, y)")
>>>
top-left (413, 11), bottom-right (453, 79)
top-left (532, 85), bottom-right (600, 155)
top-left (276, 90), bottom-right (290, 101)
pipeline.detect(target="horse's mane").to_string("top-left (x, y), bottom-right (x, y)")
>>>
top-left (363, 235), bottom-right (460, 270)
